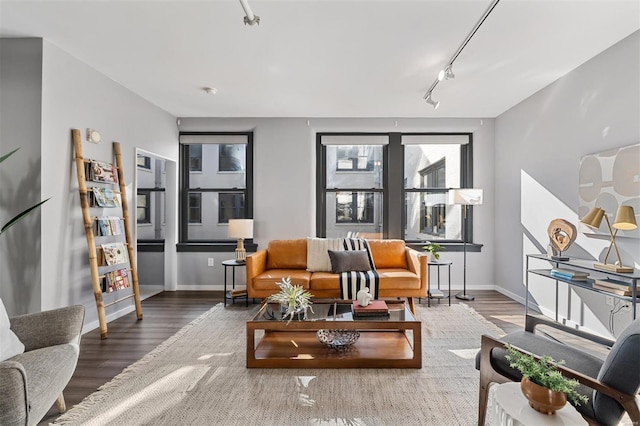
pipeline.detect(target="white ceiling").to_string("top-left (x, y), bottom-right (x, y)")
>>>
top-left (1, 0), bottom-right (638, 118)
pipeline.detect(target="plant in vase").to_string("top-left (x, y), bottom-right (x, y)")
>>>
top-left (266, 276), bottom-right (313, 323)
top-left (505, 343), bottom-right (588, 414)
top-left (422, 242), bottom-right (443, 261)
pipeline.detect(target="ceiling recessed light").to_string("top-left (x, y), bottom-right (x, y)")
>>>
top-left (204, 87), bottom-right (218, 95)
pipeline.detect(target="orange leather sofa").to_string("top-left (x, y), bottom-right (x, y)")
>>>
top-left (245, 239), bottom-right (428, 314)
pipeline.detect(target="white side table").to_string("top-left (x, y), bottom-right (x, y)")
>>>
top-left (486, 383), bottom-right (587, 426)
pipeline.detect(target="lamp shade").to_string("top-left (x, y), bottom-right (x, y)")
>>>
top-left (581, 207), bottom-right (605, 229)
top-left (613, 206), bottom-right (638, 231)
top-left (448, 188), bottom-right (483, 206)
top-left (228, 219), bottom-right (253, 239)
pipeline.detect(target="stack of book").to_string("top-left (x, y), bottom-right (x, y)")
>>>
top-left (593, 278), bottom-right (634, 296)
top-left (352, 300), bottom-right (389, 318)
top-left (550, 268), bottom-right (589, 281)
top-left (230, 289), bottom-right (247, 297)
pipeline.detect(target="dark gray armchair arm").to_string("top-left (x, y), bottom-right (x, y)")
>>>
top-left (0, 360), bottom-right (29, 426)
top-left (10, 305), bottom-right (85, 352)
top-left (525, 314), bottom-right (616, 348)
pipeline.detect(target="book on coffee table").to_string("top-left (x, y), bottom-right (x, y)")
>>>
top-left (352, 300), bottom-right (389, 317)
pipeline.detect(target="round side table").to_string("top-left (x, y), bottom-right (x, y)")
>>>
top-left (425, 260), bottom-right (452, 307)
top-left (222, 259), bottom-right (248, 307)
top-left (486, 382), bottom-right (587, 426)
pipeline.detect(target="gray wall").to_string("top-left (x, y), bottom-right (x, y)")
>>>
top-left (177, 118), bottom-right (496, 292)
top-left (0, 39), bottom-right (44, 316)
top-left (494, 31), bottom-right (640, 337)
top-left (1, 38), bottom-right (179, 330)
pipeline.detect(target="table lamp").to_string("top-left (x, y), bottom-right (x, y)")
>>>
top-left (580, 205), bottom-right (637, 273)
top-left (449, 188), bottom-right (483, 301)
top-left (228, 219), bottom-right (253, 262)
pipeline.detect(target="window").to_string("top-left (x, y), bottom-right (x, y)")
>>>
top-left (137, 191), bottom-right (151, 223)
top-left (179, 133), bottom-right (253, 245)
top-left (317, 135), bottom-right (386, 239)
top-left (188, 193), bottom-right (202, 223)
top-left (219, 144), bottom-right (245, 172)
top-left (404, 134), bottom-right (472, 243)
top-left (419, 159), bottom-right (446, 237)
top-left (189, 144), bottom-right (202, 172)
top-left (317, 133), bottom-right (473, 244)
top-left (336, 146), bottom-right (374, 171)
top-left (218, 193), bottom-right (244, 224)
top-left (136, 154), bottom-right (167, 241)
top-left (336, 192), bottom-right (374, 223)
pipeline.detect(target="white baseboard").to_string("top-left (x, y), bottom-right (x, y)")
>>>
top-left (81, 289), bottom-right (163, 335)
top-left (177, 284), bottom-right (226, 291)
top-left (82, 304), bottom-right (136, 335)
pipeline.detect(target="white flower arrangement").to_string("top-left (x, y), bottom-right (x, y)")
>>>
top-left (266, 276), bottom-right (313, 322)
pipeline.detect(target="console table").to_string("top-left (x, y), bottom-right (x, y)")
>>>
top-left (526, 254), bottom-right (639, 320)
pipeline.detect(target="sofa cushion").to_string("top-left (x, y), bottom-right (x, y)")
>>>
top-left (306, 237), bottom-right (343, 272)
top-left (310, 269), bottom-right (420, 291)
top-left (376, 269), bottom-right (421, 289)
top-left (253, 270), bottom-right (312, 291)
top-left (1, 298), bottom-right (24, 362)
top-left (12, 343), bottom-right (79, 425)
top-left (367, 240), bottom-right (407, 269)
top-left (267, 239), bottom-right (307, 269)
top-left (328, 250), bottom-right (372, 273)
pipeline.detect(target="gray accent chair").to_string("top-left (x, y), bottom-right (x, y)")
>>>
top-left (0, 305), bottom-right (85, 426)
top-left (477, 314), bottom-right (640, 425)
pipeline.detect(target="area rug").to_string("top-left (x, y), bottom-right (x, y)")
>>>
top-left (53, 303), bottom-right (505, 426)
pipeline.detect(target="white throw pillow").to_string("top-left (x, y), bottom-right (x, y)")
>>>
top-left (0, 298), bottom-right (25, 361)
top-left (306, 237), bottom-right (343, 272)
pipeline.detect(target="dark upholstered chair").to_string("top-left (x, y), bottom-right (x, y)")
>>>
top-left (477, 314), bottom-right (639, 425)
top-left (0, 305), bottom-right (85, 426)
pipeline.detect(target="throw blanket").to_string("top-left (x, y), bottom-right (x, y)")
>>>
top-left (340, 238), bottom-right (379, 299)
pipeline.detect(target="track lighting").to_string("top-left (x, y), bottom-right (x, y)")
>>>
top-left (425, 94), bottom-right (440, 109)
top-left (438, 65), bottom-right (455, 81)
top-left (422, 0), bottom-right (500, 108)
top-left (239, 0), bottom-right (260, 25)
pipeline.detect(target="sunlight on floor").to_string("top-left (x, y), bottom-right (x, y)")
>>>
top-left (490, 315), bottom-right (525, 328)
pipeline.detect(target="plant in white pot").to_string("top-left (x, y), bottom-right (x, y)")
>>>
top-left (422, 242), bottom-right (443, 261)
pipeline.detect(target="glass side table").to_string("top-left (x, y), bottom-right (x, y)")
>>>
top-left (426, 260), bottom-right (452, 307)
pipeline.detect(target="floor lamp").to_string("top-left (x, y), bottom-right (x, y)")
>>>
top-left (449, 188), bottom-right (483, 301)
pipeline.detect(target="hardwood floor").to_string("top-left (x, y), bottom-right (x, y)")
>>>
top-left (41, 290), bottom-right (524, 424)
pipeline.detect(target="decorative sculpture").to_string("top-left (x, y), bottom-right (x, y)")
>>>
top-left (356, 287), bottom-right (373, 307)
top-left (547, 219), bottom-right (577, 261)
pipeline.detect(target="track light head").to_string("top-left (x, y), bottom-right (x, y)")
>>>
top-left (425, 94), bottom-right (440, 109)
top-left (438, 65), bottom-right (455, 81)
top-left (444, 66), bottom-right (455, 80)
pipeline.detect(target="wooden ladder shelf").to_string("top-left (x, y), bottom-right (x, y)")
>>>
top-left (72, 129), bottom-right (142, 339)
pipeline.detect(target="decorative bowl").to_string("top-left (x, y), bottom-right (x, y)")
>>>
top-left (317, 329), bottom-right (360, 350)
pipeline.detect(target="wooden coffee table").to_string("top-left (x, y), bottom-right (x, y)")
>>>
top-left (246, 299), bottom-right (421, 368)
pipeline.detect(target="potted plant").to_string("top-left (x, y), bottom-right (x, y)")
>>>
top-left (505, 343), bottom-right (588, 414)
top-left (266, 276), bottom-right (313, 323)
top-left (422, 242), bottom-right (443, 261)
top-left (0, 148), bottom-right (49, 236)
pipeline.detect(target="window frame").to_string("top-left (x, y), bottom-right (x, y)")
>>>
top-left (178, 132), bottom-right (254, 250)
top-left (317, 132), bottom-right (476, 247)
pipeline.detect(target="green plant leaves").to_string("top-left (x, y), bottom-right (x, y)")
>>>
top-left (1, 148), bottom-right (50, 236)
